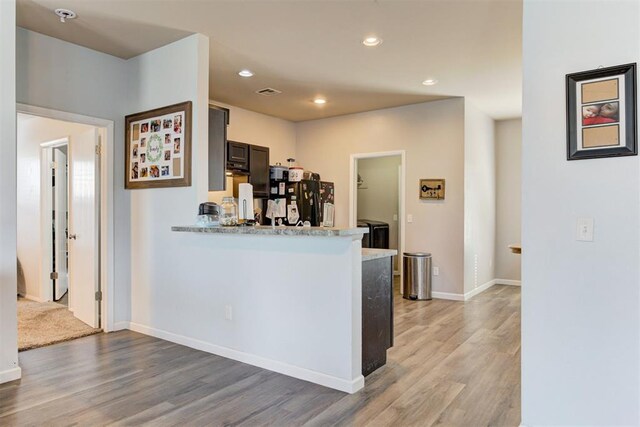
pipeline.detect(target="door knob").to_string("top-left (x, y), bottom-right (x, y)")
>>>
top-left (68, 234), bottom-right (77, 240)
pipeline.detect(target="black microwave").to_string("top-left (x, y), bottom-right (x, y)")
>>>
top-left (227, 140), bottom-right (249, 171)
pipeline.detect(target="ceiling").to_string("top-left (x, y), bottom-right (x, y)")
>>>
top-left (16, 0), bottom-right (522, 122)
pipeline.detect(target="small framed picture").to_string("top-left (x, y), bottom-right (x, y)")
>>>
top-left (566, 63), bottom-right (637, 160)
top-left (420, 179), bottom-right (445, 200)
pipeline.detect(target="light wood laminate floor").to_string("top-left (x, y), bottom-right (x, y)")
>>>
top-left (0, 284), bottom-right (521, 426)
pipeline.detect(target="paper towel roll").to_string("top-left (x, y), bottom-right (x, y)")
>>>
top-left (238, 183), bottom-right (254, 220)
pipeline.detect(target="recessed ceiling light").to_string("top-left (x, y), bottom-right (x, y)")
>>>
top-left (54, 8), bottom-right (76, 23)
top-left (422, 79), bottom-right (438, 86)
top-left (313, 98), bottom-right (327, 105)
top-left (362, 36), bottom-right (382, 47)
top-left (238, 69), bottom-right (254, 77)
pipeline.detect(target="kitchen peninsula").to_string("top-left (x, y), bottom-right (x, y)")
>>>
top-left (169, 225), bottom-right (370, 393)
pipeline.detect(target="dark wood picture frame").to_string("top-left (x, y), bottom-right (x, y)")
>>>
top-left (566, 63), bottom-right (637, 160)
top-left (125, 101), bottom-right (192, 189)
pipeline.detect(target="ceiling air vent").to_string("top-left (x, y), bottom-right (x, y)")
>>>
top-left (255, 87), bottom-right (282, 96)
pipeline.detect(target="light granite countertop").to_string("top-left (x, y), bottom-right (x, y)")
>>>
top-left (172, 225), bottom-right (368, 237)
top-left (362, 248), bottom-right (398, 261)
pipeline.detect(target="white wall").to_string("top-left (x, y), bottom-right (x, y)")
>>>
top-left (357, 156), bottom-right (401, 269)
top-left (0, 0), bottom-right (20, 384)
top-left (522, 0), bottom-right (640, 425)
top-left (495, 119), bottom-right (521, 282)
top-left (128, 33), bottom-right (210, 327)
top-left (16, 28), bottom-right (132, 324)
top-left (16, 116), bottom-right (95, 301)
top-left (463, 102), bottom-right (496, 293)
top-left (297, 99), bottom-right (466, 296)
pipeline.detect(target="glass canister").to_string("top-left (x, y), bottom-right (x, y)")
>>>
top-left (220, 197), bottom-right (238, 226)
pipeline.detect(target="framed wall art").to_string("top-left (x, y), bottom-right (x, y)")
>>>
top-left (566, 63), bottom-right (637, 160)
top-left (419, 179), bottom-right (445, 200)
top-left (125, 101), bottom-right (192, 189)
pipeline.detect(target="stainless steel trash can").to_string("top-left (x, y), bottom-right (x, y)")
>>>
top-left (402, 252), bottom-right (432, 300)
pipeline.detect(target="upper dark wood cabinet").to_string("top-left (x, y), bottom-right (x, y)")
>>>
top-left (249, 145), bottom-right (270, 198)
top-left (227, 140), bottom-right (249, 172)
top-left (208, 107), bottom-right (228, 191)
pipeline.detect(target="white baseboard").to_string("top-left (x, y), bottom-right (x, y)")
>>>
top-left (127, 322), bottom-right (364, 394)
top-left (432, 279), bottom-right (497, 301)
top-left (431, 291), bottom-right (465, 301)
top-left (464, 279), bottom-right (497, 300)
top-left (495, 279), bottom-right (521, 286)
top-left (0, 367), bottom-right (22, 384)
top-left (112, 321), bottom-right (130, 331)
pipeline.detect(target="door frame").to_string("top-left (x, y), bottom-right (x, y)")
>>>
top-left (18, 103), bottom-right (115, 332)
top-left (40, 137), bottom-right (69, 303)
top-left (349, 150), bottom-right (406, 276)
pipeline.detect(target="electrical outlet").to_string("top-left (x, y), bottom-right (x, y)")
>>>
top-left (407, 214), bottom-right (413, 223)
top-left (576, 217), bottom-right (594, 242)
top-left (225, 305), bottom-right (233, 320)
top-left (433, 266), bottom-right (440, 276)
top-left (393, 214), bottom-right (398, 221)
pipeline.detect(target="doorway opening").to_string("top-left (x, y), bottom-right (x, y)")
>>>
top-left (350, 151), bottom-right (406, 276)
top-left (16, 110), bottom-right (110, 351)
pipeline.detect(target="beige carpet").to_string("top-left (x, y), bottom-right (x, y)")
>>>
top-left (18, 298), bottom-right (101, 351)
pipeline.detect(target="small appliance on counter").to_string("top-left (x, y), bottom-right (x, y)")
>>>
top-left (270, 163), bottom-right (288, 181)
top-left (197, 202), bottom-right (220, 227)
top-left (286, 158), bottom-right (304, 182)
top-left (237, 183), bottom-right (256, 225)
top-left (288, 167), bottom-right (304, 182)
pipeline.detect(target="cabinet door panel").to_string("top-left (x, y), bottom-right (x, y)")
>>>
top-left (208, 108), bottom-right (227, 191)
top-left (249, 145), bottom-right (270, 198)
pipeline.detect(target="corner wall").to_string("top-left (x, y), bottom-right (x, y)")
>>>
top-left (127, 34), bottom-right (211, 330)
top-left (463, 102), bottom-right (496, 295)
top-left (522, 0), bottom-right (640, 424)
top-left (0, 0), bottom-right (20, 384)
top-left (296, 99), bottom-right (466, 296)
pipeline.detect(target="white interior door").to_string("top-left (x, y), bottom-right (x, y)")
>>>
top-left (53, 147), bottom-right (68, 300)
top-left (68, 128), bottom-right (99, 328)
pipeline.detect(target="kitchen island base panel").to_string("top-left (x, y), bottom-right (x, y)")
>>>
top-left (362, 255), bottom-right (394, 376)
top-left (136, 229), bottom-right (364, 393)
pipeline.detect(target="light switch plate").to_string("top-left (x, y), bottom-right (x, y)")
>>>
top-left (576, 217), bottom-right (594, 242)
top-left (407, 214), bottom-right (413, 223)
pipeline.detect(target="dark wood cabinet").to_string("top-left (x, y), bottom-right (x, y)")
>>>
top-left (208, 107), bottom-right (228, 191)
top-left (249, 145), bottom-right (270, 198)
top-left (227, 141), bottom-right (249, 171)
top-left (362, 256), bottom-right (394, 376)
